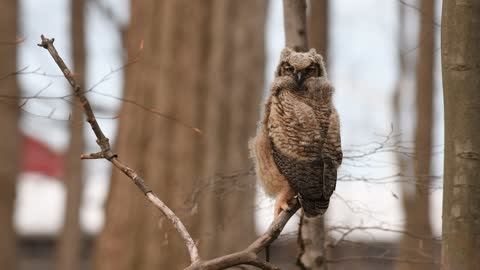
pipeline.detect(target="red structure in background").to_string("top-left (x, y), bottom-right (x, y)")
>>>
top-left (21, 134), bottom-right (64, 179)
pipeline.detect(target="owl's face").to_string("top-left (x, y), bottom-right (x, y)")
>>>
top-left (276, 48), bottom-right (326, 91)
top-left (279, 61), bottom-right (321, 87)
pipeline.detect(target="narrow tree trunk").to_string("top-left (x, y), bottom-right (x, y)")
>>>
top-left (297, 1), bottom-right (329, 269)
top-left (283, 0), bottom-right (308, 52)
top-left (394, 0), bottom-right (437, 269)
top-left (203, 1), bottom-right (266, 256)
top-left (441, 1), bottom-right (480, 269)
top-left (297, 214), bottom-right (327, 270)
top-left (392, 0), bottom-right (409, 195)
top-left (56, 1), bottom-right (86, 270)
top-left (392, 1), bottom-right (417, 267)
top-left (94, 1), bottom-right (266, 269)
top-left (307, 0), bottom-right (328, 61)
top-left (411, 0), bottom-right (435, 265)
top-left (396, 1), bottom-right (436, 269)
top-left (0, 1), bottom-right (19, 269)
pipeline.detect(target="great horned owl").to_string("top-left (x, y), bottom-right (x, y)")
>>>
top-left (250, 47), bottom-right (342, 217)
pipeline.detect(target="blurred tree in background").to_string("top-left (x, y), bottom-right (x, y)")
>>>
top-left (0, 0), bottom-right (19, 269)
top-left (395, 0), bottom-right (437, 269)
top-left (94, 1), bottom-right (267, 269)
top-left (296, 0), bottom-right (330, 269)
top-left (308, 0), bottom-right (328, 62)
top-left (56, 0), bottom-right (86, 270)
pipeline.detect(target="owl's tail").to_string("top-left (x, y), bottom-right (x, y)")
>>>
top-left (300, 198), bottom-right (330, 217)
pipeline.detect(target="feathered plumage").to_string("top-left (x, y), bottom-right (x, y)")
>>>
top-left (250, 47), bottom-right (342, 217)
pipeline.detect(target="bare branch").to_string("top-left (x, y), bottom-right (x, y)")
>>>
top-left (327, 255), bottom-right (439, 265)
top-left (90, 90), bottom-right (202, 134)
top-left (37, 35), bottom-right (200, 264)
top-left (38, 35), bottom-right (303, 269)
top-left (185, 201), bottom-right (300, 270)
top-left (327, 225), bottom-right (441, 248)
top-left (397, 0), bottom-right (440, 27)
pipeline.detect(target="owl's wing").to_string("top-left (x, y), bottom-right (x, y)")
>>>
top-left (322, 108), bottom-right (343, 197)
top-left (249, 97), bottom-right (290, 197)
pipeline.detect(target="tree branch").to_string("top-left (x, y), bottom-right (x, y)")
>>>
top-left (37, 34), bottom-right (200, 264)
top-left (38, 34), bottom-right (301, 269)
top-left (185, 201), bottom-right (300, 270)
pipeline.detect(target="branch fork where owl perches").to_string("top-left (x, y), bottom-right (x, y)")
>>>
top-left (38, 35), bottom-right (301, 269)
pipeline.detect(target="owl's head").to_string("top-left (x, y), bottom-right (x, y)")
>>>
top-left (275, 47), bottom-right (327, 89)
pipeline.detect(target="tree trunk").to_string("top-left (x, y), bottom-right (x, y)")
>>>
top-left (392, 1), bottom-right (416, 267)
top-left (56, 1), bottom-right (86, 270)
top-left (395, 0), bottom-right (436, 269)
top-left (297, 1), bottom-right (329, 269)
top-left (94, 1), bottom-right (266, 269)
top-left (307, 0), bottom-right (328, 61)
top-left (411, 0), bottom-right (435, 266)
top-left (283, 0), bottom-right (308, 52)
top-left (0, 1), bottom-right (19, 269)
top-left (441, 1), bottom-right (480, 269)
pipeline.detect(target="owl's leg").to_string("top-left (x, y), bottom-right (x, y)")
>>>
top-left (274, 186), bottom-right (296, 217)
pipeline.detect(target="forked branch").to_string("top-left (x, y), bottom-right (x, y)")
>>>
top-left (186, 201), bottom-right (300, 270)
top-left (38, 35), bottom-right (300, 269)
top-left (37, 35), bottom-right (200, 263)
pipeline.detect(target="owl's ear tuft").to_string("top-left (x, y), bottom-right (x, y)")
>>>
top-left (276, 48), bottom-right (293, 77)
top-left (310, 50), bottom-right (326, 74)
top-left (281, 47), bottom-right (294, 59)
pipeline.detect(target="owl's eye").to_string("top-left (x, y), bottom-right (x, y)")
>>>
top-left (306, 66), bottom-right (317, 72)
top-left (284, 66), bottom-right (294, 73)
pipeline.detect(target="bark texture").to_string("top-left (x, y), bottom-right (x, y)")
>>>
top-left (297, 1), bottom-right (329, 269)
top-left (0, 1), bottom-right (19, 269)
top-left (56, 1), bottom-right (86, 270)
top-left (441, 1), bottom-right (480, 269)
top-left (94, 1), bottom-right (266, 269)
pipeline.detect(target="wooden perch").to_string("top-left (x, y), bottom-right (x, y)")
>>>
top-left (38, 35), bottom-right (300, 269)
top-left (186, 201), bottom-right (300, 270)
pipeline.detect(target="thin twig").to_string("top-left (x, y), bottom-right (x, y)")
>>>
top-left (327, 255), bottom-right (439, 265)
top-left (37, 34), bottom-right (200, 264)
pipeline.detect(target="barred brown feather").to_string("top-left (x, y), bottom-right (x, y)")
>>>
top-left (250, 47), bottom-right (342, 217)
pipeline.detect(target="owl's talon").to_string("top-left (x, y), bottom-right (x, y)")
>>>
top-left (274, 200), bottom-right (290, 217)
top-left (274, 188), bottom-right (296, 217)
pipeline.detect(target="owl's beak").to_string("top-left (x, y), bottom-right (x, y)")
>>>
top-left (295, 71), bottom-right (305, 86)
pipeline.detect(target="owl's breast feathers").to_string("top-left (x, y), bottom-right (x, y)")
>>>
top-left (267, 90), bottom-right (334, 217)
top-left (268, 90), bottom-right (330, 160)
